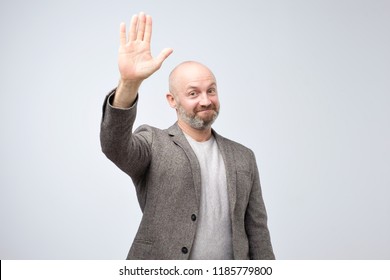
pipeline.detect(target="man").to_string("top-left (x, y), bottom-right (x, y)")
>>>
top-left (100, 12), bottom-right (275, 260)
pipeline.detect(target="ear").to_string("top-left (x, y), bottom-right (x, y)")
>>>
top-left (166, 92), bottom-right (177, 109)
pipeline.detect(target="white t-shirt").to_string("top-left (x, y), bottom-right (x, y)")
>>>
top-left (185, 134), bottom-right (233, 259)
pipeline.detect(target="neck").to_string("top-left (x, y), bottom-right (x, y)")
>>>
top-left (177, 119), bottom-right (212, 142)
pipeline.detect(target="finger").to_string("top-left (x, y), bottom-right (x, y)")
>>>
top-left (155, 48), bottom-right (174, 67)
top-left (136, 12), bottom-right (146, 41)
top-left (144, 15), bottom-right (152, 43)
top-left (119, 22), bottom-right (126, 46)
top-left (129, 14), bottom-right (138, 41)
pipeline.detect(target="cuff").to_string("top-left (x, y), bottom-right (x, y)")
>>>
top-left (107, 88), bottom-right (138, 110)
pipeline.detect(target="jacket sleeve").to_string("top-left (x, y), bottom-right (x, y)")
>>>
top-left (245, 151), bottom-right (275, 260)
top-left (100, 89), bottom-right (153, 185)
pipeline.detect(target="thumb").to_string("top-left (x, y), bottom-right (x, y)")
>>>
top-left (155, 48), bottom-right (174, 66)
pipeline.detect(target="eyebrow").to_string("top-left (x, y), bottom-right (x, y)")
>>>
top-left (186, 82), bottom-right (217, 90)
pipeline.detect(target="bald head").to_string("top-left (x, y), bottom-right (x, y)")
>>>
top-left (169, 61), bottom-right (216, 96)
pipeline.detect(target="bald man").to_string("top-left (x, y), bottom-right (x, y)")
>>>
top-left (100, 12), bottom-right (275, 260)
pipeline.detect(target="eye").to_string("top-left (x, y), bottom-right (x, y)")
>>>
top-left (208, 88), bottom-right (217, 95)
top-left (188, 91), bottom-right (198, 97)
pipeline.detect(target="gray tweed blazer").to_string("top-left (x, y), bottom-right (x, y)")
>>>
top-left (100, 91), bottom-right (275, 260)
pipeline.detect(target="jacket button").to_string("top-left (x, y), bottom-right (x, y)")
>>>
top-left (191, 214), bottom-right (197, 221)
top-left (181, 247), bottom-right (188, 254)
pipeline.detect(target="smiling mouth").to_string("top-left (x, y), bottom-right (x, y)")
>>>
top-left (196, 108), bottom-right (215, 113)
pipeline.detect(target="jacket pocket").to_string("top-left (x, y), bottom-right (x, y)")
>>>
top-left (235, 170), bottom-right (252, 210)
top-left (127, 239), bottom-right (153, 260)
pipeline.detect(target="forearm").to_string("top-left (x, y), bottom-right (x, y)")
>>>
top-left (112, 79), bottom-right (142, 108)
top-left (246, 193), bottom-right (275, 260)
top-left (100, 90), bottom-right (137, 159)
top-left (100, 90), bottom-right (153, 182)
top-left (101, 89), bottom-right (137, 171)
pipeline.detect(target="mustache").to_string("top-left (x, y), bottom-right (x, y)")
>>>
top-left (194, 105), bottom-right (218, 113)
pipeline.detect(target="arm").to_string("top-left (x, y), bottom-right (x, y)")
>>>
top-left (245, 152), bottom-right (275, 260)
top-left (100, 12), bottom-right (172, 180)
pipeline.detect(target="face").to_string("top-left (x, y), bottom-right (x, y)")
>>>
top-left (168, 63), bottom-right (220, 130)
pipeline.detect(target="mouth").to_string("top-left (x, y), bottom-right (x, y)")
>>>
top-left (196, 108), bottom-right (216, 113)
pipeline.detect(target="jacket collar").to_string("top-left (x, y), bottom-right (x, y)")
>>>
top-left (166, 122), bottom-right (221, 142)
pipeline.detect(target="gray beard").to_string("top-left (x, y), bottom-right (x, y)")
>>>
top-left (177, 105), bottom-right (219, 130)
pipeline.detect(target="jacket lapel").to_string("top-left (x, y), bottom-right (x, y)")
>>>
top-left (167, 123), bottom-right (202, 207)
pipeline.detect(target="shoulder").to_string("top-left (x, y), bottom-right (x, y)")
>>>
top-left (134, 124), bottom-right (164, 140)
top-left (214, 131), bottom-right (256, 158)
top-left (133, 123), bottom-right (177, 145)
top-left (134, 124), bottom-right (176, 136)
top-left (134, 124), bottom-right (160, 133)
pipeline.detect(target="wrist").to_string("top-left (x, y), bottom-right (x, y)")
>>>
top-left (118, 78), bottom-right (143, 89)
top-left (113, 79), bottom-right (141, 108)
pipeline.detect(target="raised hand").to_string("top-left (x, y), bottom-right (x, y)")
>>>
top-left (114, 12), bottom-right (173, 108)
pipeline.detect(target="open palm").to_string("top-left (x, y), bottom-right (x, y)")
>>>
top-left (118, 13), bottom-right (173, 82)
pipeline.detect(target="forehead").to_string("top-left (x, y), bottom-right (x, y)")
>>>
top-left (175, 66), bottom-right (216, 89)
top-left (185, 76), bottom-right (216, 88)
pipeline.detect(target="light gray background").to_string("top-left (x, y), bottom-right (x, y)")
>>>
top-left (0, 0), bottom-right (389, 259)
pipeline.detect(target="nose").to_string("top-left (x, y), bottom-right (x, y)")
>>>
top-left (199, 92), bottom-right (211, 107)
